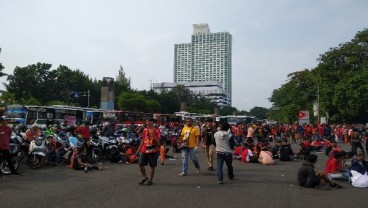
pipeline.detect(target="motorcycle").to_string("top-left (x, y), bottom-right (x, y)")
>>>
top-left (168, 131), bottom-right (181, 153)
top-left (28, 137), bottom-right (47, 169)
top-left (0, 133), bottom-right (23, 174)
top-left (87, 135), bottom-right (102, 163)
top-left (101, 136), bottom-right (118, 160)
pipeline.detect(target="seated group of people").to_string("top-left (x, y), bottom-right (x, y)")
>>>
top-left (298, 146), bottom-right (368, 189)
top-left (233, 139), bottom-right (295, 165)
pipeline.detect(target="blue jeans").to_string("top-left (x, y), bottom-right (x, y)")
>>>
top-left (47, 149), bottom-right (66, 163)
top-left (327, 171), bottom-right (350, 181)
top-left (216, 152), bottom-right (234, 182)
top-left (181, 148), bottom-right (200, 174)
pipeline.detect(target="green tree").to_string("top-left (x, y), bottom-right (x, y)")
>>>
top-left (5, 63), bottom-right (99, 107)
top-left (158, 91), bottom-right (180, 113)
top-left (114, 66), bottom-right (131, 98)
top-left (0, 48), bottom-right (7, 77)
top-left (21, 97), bottom-right (42, 106)
top-left (6, 63), bottom-right (52, 103)
top-left (269, 28), bottom-right (368, 123)
top-left (117, 91), bottom-right (147, 111)
top-left (219, 106), bottom-right (238, 116)
top-left (0, 91), bottom-right (15, 106)
top-left (249, 106), bottom-right (268, 119)
top-left (171, 85), bottom-right (191, 111)
top-left (144, 99), bottom-right (160, 113)
top-left (332, 70), bottom-right (368, 123)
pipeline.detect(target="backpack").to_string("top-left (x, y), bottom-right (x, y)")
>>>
top-left (280, 145), bottom-right (292, 161)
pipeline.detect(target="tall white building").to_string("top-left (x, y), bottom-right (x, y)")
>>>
top-left (174, 23), bottom-right (232, 105)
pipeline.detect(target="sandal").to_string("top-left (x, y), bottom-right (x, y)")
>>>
top-left (139, 178), bottom-right (148, 185)
top-left (146, 181), bottom-right (153, 186)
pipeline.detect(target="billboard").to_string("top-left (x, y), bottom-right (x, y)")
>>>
top-left (298, 111), bottom-right (310, 124)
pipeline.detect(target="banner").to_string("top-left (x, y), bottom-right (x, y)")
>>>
top-left (298, 110), bottom-right (310, 124)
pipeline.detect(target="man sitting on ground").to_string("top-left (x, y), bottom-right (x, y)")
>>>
top-left (298, 154), bottom-right (342, 189)
top-left (325, 151), bottom-right (350, 181)
top-left (350, 153), bottom-right (368, 188)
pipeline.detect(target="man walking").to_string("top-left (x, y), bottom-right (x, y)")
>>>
top-left (214, 122), bottom-right (235, 184)
top-left (179, 117), bottom-right (200, 176)
top-left (201, 118), bottom-right (217, 171)
top-left (138, 118), bottom-right (161, 186)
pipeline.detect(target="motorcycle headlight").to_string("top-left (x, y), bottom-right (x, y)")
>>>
top-left (35, 140), bottom-right (43, 146)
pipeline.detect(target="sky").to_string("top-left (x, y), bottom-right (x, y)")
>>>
top-left (0, 0), bottom-right (367, 111)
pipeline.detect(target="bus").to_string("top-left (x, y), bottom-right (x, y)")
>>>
top-left (101, 110), bottom-right (153, 126)
top-left (153, 113), bottom-right (182, 126)
top-left (85, 109), bottom-right (104, 125)
top-left (4, 105), bottom-right (89, 127)
top-left (218, 115), bottom-right (256, 125)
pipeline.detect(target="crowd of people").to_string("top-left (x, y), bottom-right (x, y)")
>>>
top-left (173, 119), bottom-right (368, 187)
top-left (1, 115), bottom-right (368, 189)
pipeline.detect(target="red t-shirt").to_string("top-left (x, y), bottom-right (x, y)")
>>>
top-left (0, 125), bottom-right (13, 150)
top-left (325, 159), bottom-right (340, 174)
top-left (139, 128), bottom-right (161, 154)
top-left (233, 146), bottom-right (244, 157)
top-left (304, 126), bottom-right (312, 136)
top-left (241, 148), bottom-right (250, 163)
top-left (75, 126), bottom-right (90, 140)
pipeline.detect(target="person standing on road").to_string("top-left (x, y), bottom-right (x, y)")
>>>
top-left (351, 129), bottom-right (365, 156)
top-left (179, 117), bottom-right (201, 176)
top-left (214, 122), bottom-right (235, 184)
top-left (138, 118), bottom-right (161, 186)
top-left (0, 116), bottom-right (20, 175)
top-left (201, 118), bottom-right (217, 171)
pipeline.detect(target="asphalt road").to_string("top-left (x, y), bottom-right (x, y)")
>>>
top-left (1, 143), bottom-right (367, 208)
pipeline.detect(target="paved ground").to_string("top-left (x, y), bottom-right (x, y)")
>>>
top-left (0, 143), bottom-right (367, 208)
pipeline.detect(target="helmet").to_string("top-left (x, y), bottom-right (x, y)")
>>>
top-left (40, 125), bottom-right (47, 131)
top-left (66, 125), bottom-right (76, 133)
top-left (59, 132), bottom-right (66, 138)
top-left (90, 127), bottom-right (98, 135)
top-left (126, 148), bottom-right (134, 155)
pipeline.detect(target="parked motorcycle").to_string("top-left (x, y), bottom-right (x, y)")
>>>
top-left (0, 133), bottom-right (23, 174)
top-left (87, 135), bottom-right (102, 163)
top-left (28, 137), bottom-right (47, 169)
top-left (101, 136), bottom-right (118, 160)
top-left (170, 132), bottom-right (181, 153)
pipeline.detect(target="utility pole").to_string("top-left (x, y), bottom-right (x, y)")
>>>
top-left (87, 90), bottom-right (90, 108)
top-left (317, 85), bottom-right (320, 125)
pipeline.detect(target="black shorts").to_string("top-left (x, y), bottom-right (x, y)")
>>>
top-left (138, 153), bottom-right (158, 167)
